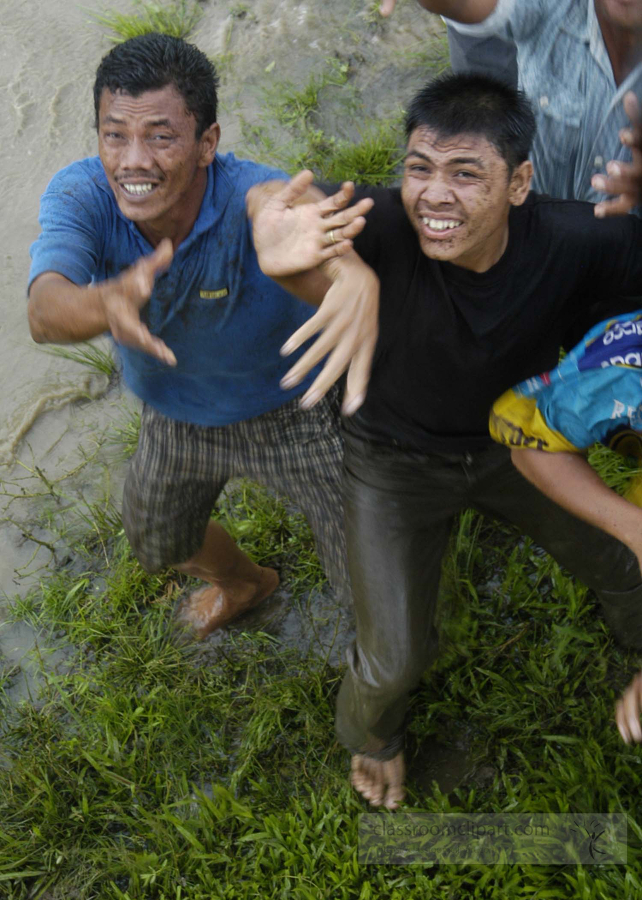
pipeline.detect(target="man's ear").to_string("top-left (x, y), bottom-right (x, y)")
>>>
top-left (508, 160), bottom-right (533, 206)
top-left (199, 122), bottom-right (220, 167)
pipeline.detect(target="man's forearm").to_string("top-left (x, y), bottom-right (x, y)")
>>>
top-left (28, 272), bottom-right (110, 344)
top-left (512, 448), bottom-right (642, 555)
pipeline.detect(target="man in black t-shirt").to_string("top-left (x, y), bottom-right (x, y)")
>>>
top-left (249, 73), bottom-right (642, 810)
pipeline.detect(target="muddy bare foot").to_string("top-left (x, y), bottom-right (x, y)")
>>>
top-left (174, 566), bottom-right (279, 640)
top-left (351, 752), bottom-right (405, 809)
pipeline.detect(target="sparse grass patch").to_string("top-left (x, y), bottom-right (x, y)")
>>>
top-left (266, 59), bottom-right (350, 131)
top-left (89, 0), bottom-right (202, 42)
top-left (39, 341), bottom-right (116, 379)
top-left (107, 405), bottom-right (141, 460)
top-left (321, 121), bottom-right (404, 185)
top-left (393, 33), bottom-right (451, 76)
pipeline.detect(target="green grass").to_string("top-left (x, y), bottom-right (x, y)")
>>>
top-left (266, 60), bottom-right (350, 131)
top-left (589, 442), bottom-right (642, 496)
top-left (240, 56), bottom-right (404, 185)
top-left (107, 405), bottom-right (142, 460)
top-left (89, 0), bottom-right (202, 43)
top-left (39, 341), bottom-right (117, 379)
top-left (320, 121), bottom-right (405, 185)
top-left (3, 486), bottom-right (642, 897)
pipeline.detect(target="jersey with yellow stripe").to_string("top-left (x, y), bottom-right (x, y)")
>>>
top-left (490, 313), bottom-right (642, 459)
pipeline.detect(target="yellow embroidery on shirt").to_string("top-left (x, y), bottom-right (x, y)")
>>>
top-left (200, 288), bottom-right (229, 300)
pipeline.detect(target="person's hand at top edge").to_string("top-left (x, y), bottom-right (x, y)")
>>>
top-left (594, 92), bottom-right (642, 218)
top-left (377, 0), bottom-right (496, 19)
top-left (379, 0), bottom-right (399, 14)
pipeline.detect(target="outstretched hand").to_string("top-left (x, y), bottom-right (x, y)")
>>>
top-left (101, 237), bottom-right (176, 365)
top-left (280, 253), bottom-right (379, 416)
top-left (593, 92), bottom-right (642, 218)
top-left (249, 170), bottom-right (374, 277)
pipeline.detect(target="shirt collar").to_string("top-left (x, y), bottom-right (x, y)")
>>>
top-left (585, 0), bottom-right (618, 85)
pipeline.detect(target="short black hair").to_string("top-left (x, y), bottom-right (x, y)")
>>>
top-left (405, 72), bottom-right (536, 172)
top-left (93, 33), bottom-right (218, 137)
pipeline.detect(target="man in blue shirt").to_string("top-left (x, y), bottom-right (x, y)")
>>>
top-left (27, 33), bottom-right (373, 638)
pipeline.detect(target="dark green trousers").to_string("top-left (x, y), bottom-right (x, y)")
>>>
top-left (336, 434), bottom-right (642, 760)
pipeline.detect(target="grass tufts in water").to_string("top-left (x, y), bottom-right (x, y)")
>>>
top-left (89, 0), bottom-right (202, 43)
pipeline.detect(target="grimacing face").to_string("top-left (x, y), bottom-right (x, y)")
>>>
top-left (400, 128), bottom-right (532, 272)
top-left (98, 84), bottom-right (219, 237)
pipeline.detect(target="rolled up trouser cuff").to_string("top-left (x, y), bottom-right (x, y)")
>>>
top-left (346, 733), bottom-right (405, 762)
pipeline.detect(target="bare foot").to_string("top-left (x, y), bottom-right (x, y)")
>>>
top-left (174, 566), bottom-right (279, 639)
top-left (351, 752), bottom-right (405, 809)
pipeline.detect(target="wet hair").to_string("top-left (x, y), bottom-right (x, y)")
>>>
top-left (405, 72), bottom-right (536, 172)
top-left (93, 33), bottom-right (218, 137)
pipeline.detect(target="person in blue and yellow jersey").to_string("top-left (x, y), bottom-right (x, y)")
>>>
top-left (491, 313), bottom-right (642, 744)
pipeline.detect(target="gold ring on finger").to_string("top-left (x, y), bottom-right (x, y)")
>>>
top-left (329, 229), bottom-right (338, 245)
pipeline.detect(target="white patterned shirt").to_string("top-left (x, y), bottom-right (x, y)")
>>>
top-left (448, 0), bottom-right (642, 211)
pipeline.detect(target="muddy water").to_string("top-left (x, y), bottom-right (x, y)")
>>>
top-left (0, 0), bottom-right (450, 766)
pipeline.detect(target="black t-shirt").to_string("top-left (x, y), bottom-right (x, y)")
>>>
top-left (346, 189), bottom-right (642, 453)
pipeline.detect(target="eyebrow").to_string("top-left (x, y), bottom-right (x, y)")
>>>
top-left (405, 149), bottom-right (486, 169)
top-left (101, 115), bottom-right (174, 128)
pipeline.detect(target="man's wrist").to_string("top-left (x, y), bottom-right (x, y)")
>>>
top-left (320, 251), bottom-right (378, 286)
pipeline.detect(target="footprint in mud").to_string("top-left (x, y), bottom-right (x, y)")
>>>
top-left (408, 734), bottom-right (478, 796)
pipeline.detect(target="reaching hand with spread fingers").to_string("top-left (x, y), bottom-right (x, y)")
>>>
top-left (100, 238), bottom-right (177, 365)
top-left (280, 251), bottom-right (380, 416)
top-left (247, 170), bottom-right (374, 277)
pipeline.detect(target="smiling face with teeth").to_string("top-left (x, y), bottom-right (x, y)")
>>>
top-left (98, 85), bottom-right (220, 247)
top-left (401, 128), bottom-right (533, 273)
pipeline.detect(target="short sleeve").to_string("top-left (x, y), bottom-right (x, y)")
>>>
top-left (445, 0), bottom-right (548, 43)
top-left (29, 176), bottom-right (103, 291)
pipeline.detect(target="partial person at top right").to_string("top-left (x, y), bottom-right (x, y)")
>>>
top-left (380, 0), bottom-right (642, 219)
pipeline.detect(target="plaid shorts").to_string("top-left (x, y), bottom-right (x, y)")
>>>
top-left (121, 388), bottom-right (349, 601)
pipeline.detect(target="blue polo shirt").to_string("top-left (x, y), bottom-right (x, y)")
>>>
top-left (29, 153), bottom-right (319, 425)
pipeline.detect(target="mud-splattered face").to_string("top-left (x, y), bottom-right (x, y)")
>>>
top-left (98, 85), bottom-right (219, 240)
top-left (401, 128), bottom-right (532, 272)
